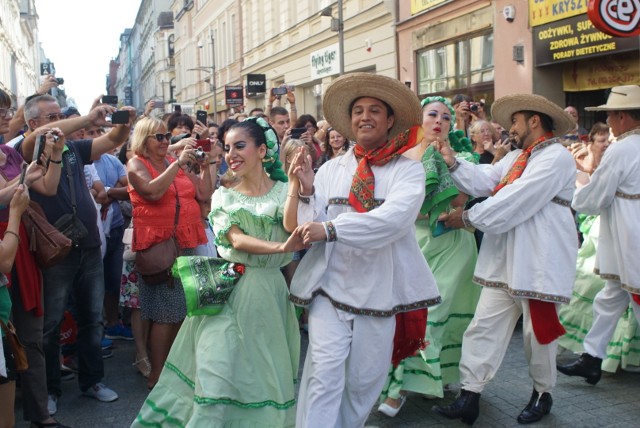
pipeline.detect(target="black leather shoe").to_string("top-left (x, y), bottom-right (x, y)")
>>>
top-left (432, 389), bottom-right (480, 426)
top-left (517, 389), bottom-right (552, 424)
top-left (557, 352), bottom-right (602, 385)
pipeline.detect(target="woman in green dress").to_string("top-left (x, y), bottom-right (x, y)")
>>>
top-left (378, 97), bottom-right (481, 417)
top-left (132, 118), bottom-right (304, 427)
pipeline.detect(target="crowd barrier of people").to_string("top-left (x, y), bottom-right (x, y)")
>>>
top-left (0, 75), bottom-right (639, 428)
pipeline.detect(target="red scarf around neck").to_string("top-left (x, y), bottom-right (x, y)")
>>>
top-left (349, 126), bottom-right (423, 213)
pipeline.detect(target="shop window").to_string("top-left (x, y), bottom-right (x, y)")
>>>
top-left (417, 31), bottom-right (493, 97)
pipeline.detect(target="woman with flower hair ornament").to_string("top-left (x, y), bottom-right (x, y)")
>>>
top-left (377, 96), bottom-right (481, 417)
top-left (132, 117), bottom-right (306, 427)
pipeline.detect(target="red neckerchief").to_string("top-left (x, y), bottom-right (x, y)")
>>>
top-left (349, 126), bottom-right (423, 212)
top-left (493, 132), bottom-right (553, 195)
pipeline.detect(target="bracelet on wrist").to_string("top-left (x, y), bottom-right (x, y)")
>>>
top-left (4, 230), bottom-right (20, 243)
top-left (209, 161), bottom-right (218, 165)
top-left (49, 159), bottom-right (62, 164)
top-left (448, 160), bottom-right (460, 172)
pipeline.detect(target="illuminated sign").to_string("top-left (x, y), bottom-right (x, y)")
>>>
top-left (533, 14), bottom-right (639, 66)
top-left (529, 0), bottom-right (588, 27)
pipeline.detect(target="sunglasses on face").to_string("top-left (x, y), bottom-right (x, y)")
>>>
top-left (149, 132), bottom-right (172, 142)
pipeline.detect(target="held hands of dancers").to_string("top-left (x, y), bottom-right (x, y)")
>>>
top-left (431, 136), bottom-right (457, 168)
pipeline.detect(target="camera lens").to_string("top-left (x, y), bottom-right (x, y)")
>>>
top-left (470, 104), bottom-right (478, 112)
top-left (56, 78), bottom-right (64, 85)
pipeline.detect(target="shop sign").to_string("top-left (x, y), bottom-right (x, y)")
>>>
top-left (310, 44), bottom-right (340, 80)
top-left (225, 86), bottom-right (243, 106)
top-left (563, 56), bottom-right (640, 91)
top-left (587, 0), bottom-right (640, 37)
top-left (533, 14), bottom-right (639, 66)
top-left (529, 0), bottom-right (587, 27)
top-left (246, 74), bottom-right (266, 94)
top-left (410, 0), bottom-right (450, 15)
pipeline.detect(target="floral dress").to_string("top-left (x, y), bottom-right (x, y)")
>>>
top-left (132, 180), bottom-right (300, 427)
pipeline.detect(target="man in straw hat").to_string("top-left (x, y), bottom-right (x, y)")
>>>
top-left (558, 85), bottom-right (640, 384)
top-left (284, 72), bottom-right (441, 427)
top-left (432, 94), bottom-right (578, 425)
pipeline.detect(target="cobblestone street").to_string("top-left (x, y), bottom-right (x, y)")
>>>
top-left (15, 324), bottom-right (640, 427)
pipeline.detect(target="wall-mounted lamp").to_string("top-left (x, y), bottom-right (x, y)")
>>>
top-left (320, 1), bottom-right (344, 75)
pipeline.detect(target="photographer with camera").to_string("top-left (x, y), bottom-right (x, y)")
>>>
top-left (126, 116), bottom-right (212, 389)
top-left (15, 95), bottom-right (135, 415)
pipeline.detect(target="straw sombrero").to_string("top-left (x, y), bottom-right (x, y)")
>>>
top-left (491, 94), bottom-right (575, 137)
top-left (322, 72), bottom-right (421, 142)
top-left (585, 85), bottom-right (640, 111)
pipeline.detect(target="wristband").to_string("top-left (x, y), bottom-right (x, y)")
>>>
top-left (49, 159), bottom-right (62, 164)
top-left (322, 221), bottom-right (337, 242)
top-left (448, 160), bottom-right (460, 172)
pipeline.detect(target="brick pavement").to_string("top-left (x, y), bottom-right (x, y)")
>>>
top-left (15, 324), bottom-right (640, 427)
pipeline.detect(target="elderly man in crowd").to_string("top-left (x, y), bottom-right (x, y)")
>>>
top-left (16, 95), bottom-right (134, 416)
top-left (558, 85), bottom-right (640, 385)
top-left (433, 94), bottom-right (578, 425)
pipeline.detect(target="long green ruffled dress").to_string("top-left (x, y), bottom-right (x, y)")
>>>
top-left (558, 215), bottom-right (640, 372)
top-left (381, 150), bottom-right (481, 400)
top-left (132, 181), bottom-right (300, 427)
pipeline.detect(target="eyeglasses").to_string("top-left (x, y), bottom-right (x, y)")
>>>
top-left (0, 108), bottom-right (16, 118)
top-left (36, 113), bottom-right (66, 121)
top-left (149, 132), bottom-right (172, 142)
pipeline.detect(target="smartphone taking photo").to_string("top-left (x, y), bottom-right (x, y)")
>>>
top-left (101, 95), bottom-right (118, 106)
top-left (196, 110), bottom-right (208, 125)
top-left (111, 111), bottom-right (130, 125)
top-left (33, 135), bottom-right (47, 165)
top-left (290, 128), bottom-right (306, 139)
top-left (18, 163), bottom-right (27, 186)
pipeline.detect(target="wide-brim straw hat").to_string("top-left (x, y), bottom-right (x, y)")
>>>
top-left (491, 94), bottom-right (575, 137)
top-left (322, 72), bottom-right (421, 142)
top-left (585, 85), bottom-right (640, 111)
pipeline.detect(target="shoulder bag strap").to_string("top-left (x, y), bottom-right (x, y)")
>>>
top-left (62, 153), bottom-right (78, 216)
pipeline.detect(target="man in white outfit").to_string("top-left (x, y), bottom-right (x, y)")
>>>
top-left (433, 94), bottom-right (578, 425)
top-left (558, 85), bottom-right (640, 384)
top-left (286, 73), bottom-right (441, 428)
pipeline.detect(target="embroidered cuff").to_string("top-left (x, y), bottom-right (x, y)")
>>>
top-left (323, 221), bottom-right (337, 242)
top-left (461, 210), bottom-right (471, 228)
top-left (298, 186), bottom-right (314, 204)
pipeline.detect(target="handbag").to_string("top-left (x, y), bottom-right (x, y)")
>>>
top-left (172, 256), bottom-right (245, 317)
top-left (135, 180), bottom-right (181, 286)
top-left (53, 157), bottom-right (89, 246)
top-left (22, 201), bottom-right (72, 268)
top-left (0, 319), bottom-right (28, 372)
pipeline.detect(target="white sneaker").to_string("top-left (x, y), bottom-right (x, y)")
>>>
top-left (82, 383), bottom-right (118, 402)
top-left (47, 394), bottom-right (58, 415)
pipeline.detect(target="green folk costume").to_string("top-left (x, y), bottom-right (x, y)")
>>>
top-left (132, 181), bottom-right (300, 428)
top-left (558, 215), bottom-right (640, 372)
top-left (380, 150), bottom-right (481, 400)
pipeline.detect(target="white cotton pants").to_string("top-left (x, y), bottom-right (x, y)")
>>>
top-left (584, 279), bottom-right (640, 359)
top-left (296, 295), bottom-right (396, 428)
top-left (459, 287), bottom-right (558, 394)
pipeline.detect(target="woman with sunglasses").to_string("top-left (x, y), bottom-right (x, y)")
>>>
top-left (127, 117), bottom-right (213, 388)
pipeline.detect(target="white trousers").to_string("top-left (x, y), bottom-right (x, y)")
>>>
top-left (296, 296), bottom-right (396, 428)
top-left (584, 279), bottom-right (640, 359)
top-left (459, 287), bottom-right (558, 394)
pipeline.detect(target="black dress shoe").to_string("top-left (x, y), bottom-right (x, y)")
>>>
top-left (517, 389), bottom-right (552, 424)
top-left (432, 389), bottom-right (480, 426)
top-left (557, 352), bottom-right (602, 385)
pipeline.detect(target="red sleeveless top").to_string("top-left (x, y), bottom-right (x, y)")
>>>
top-left (129, 156), bottom-right (206, 251)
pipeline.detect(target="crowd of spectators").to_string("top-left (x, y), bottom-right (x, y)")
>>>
top-left (1, 75), bottom-right (639, 428)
